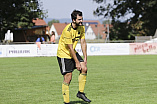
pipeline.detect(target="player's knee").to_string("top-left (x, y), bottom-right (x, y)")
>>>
top-left (82, 67), bottom-right (87, 73)
top-left (64, 73), bottom-right (72, 83)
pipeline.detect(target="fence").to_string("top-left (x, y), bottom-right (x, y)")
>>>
top-left (0, 39), bottom-right (150, 45)
top-left (1, 43), bottom-right (157, 57)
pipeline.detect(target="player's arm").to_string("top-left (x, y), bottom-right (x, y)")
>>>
top-left (80, 39), bottom-right (87, 65)
top-left (68, 44), bottom-right (81, 71)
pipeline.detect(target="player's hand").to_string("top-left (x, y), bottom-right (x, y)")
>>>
top-left (76, 62), bottom-right (81, 71)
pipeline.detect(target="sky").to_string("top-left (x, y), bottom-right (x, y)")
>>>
top-left (39, 0), bottom-right (102, 20)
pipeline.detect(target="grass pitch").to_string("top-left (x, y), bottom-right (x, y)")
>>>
top-left (0, 55), bottom-right (157, 104)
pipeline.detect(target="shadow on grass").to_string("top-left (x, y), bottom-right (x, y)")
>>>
top-left (70, 101), bottom-right (90, 104)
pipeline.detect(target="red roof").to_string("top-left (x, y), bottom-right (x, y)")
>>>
top-left (53, 20), bottom-right (110, 39)
top-left (90, 24), bottom-right (106, 34)
top-left (53, 23), bottom-right (68, 35)
top-left (83, 20), bottom-right (101, 24)
top-left (83, 20), bottom-right (106, 39)
top-left (33, 18), bottom-right (47, 26)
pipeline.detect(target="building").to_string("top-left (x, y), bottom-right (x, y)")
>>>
top-left (49, 23), bottom-right (68, 40)
top-left (50, 20), bottom-right (107, 40)
top-left (83, 20), bottom-right (107, 39)
top-left (85, 25), bottom-right (96, 40)
top-left (13, 18), bottom-right (49, 42)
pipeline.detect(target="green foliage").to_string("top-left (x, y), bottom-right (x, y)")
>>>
top-left (0, 0), bottom-right (47, 40)
top-left (102, 19), bottom-right (111, 25)
top-left (48, 19), bottom-right (60, 28)
top-left (93, 0), bottom-right (157, 40)
top-left (1, 55), bottom-right (157, 103)
top-left (110, 20), bottom-right (135, 40)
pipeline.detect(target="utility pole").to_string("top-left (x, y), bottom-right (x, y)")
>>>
top-left (107, 19), bottom-right (110, 42)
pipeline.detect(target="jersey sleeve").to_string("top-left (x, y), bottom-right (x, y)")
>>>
top-left (80, 26), bottom-right (85, 39)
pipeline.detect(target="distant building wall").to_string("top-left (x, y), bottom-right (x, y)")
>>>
top-left (85, 26), bottom-right (96, 40)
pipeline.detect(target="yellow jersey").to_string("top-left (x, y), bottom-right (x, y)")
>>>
top-left (57, 23), bottom-right (85, 59)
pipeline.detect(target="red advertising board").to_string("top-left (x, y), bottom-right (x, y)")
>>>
top-left (130, 43), bottom-right (157, 54)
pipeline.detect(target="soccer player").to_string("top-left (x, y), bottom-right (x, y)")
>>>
top-left (57, 10), bottom-right (91, 104)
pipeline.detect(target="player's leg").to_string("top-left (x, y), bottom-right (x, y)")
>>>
top-left (79, 62), bottom-right (87, 93)
top-left (62, 73), bottom-right (72, 104)
top-left (57, 57), bottom-right (75, 104)
top-left (75, 53), bottom-right (91, 102)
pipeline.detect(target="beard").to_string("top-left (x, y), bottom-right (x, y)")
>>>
top-left (76, 22), bottom-right (83, 26)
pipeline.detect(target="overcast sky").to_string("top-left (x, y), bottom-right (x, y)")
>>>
top-left (39, 0), bottom-right (102, 20)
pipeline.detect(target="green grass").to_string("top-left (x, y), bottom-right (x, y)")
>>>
top-left (0, 55), bottom-right (157, 104)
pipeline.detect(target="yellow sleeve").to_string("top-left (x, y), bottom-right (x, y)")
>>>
top-left (80, 26), bottom-right (85, 39)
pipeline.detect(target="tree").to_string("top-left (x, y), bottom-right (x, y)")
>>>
top-left (93, 0), bottom-right (157, 40)
top-left (48, 19), bottom-right (60, 28)
top-left (102, 19), bottom-right (111, 25)
top-left (0, 0), bottom-right (47, 41)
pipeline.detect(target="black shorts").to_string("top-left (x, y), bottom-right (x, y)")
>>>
top-left (57, 53), bottom-right (84, 75)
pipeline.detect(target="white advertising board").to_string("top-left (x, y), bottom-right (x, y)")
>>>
top-left (0, 43), bottom-right (131, 57)
top-left (37, 44), bottom-right (58, 56)
top-left (86, 43), bottom-right (129, 55)
top-left (0, 45), bottom-right (5, 57)
top-left (1, 45), bottom-right (37, 57)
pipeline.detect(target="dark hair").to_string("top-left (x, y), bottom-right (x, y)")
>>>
top-left (39, 36), bottom-right (43, 42)
top-left (51, 31), bottom-right (55, 35)
top-left (71, 10), bottom-right (83, 21)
